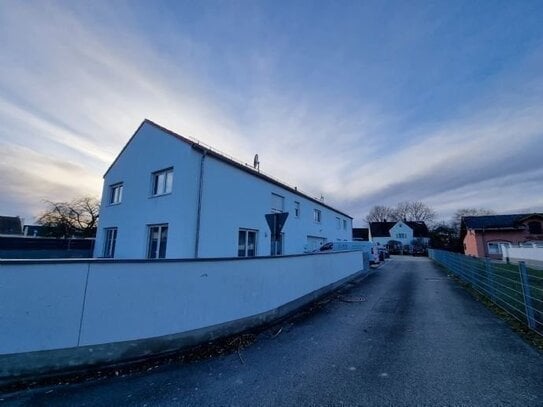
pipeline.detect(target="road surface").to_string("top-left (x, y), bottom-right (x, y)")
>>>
top-left (3, 256), bottom-right (543, 406)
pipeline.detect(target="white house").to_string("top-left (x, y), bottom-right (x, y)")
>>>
top-left (94, 120), bottom-right (353, 259)
top-left (368, 220), bottom-right (430, 248)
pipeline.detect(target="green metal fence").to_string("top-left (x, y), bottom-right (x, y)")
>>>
top-left (429, 249), bottom-right (543, 336)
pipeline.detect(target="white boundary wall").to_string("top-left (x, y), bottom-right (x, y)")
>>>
top-left (501, 245), bottom-right (543, 269)
top-left (0, 251), bottom-right (363, 356)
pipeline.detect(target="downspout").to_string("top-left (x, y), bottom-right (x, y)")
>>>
top-left (194, 149), bottom-right (207, 258)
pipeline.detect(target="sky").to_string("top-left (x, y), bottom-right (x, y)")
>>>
top-left (1, 0), bottom-right (542, 227)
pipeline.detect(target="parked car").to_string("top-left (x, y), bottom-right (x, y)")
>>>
top-left (411, 246), bottom-right (427, 256)
top-left (319, 241), bottom-right (380, 264)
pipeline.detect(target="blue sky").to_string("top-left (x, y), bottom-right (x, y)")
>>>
top-left (1, 0), bottom-right (542, 226)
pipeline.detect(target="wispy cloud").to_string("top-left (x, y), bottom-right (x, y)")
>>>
top-left (0, 1), bottom-right (542, 226)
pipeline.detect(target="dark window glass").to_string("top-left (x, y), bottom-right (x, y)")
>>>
top-left (528, 221), bottom-right (542, 234)
top-left (148, 225), bottom-right (168, 258)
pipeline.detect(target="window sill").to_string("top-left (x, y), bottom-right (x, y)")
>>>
top-left (107, 202), bottom-right (122, 207)
top-left (149, 192), bottom-right (172, 199)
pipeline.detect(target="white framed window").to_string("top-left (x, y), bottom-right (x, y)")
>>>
top-left (343, 219), bottom-right (347, 230)
top-left (152, 168), bottom-right (173, 196)
top-left (147, 224), bottom-right (168, 259)
top-left (336, 217), bottom-right (340, 229)
top-left (396, 233), bottom-right (407, 239)
top-left (294, 201), bottom-right (300, 218)
top-left (314, 209), bottom-right (322, 223)
top-left (487, 242), bottom-right (508, 255)
top-left (271, 193), bottom-right (284, 213)
top-left (103, 228), bottom-right (117, 258)
top-left (238, 229), bottom-right (258, 257)
top-left (109, 183), bottom-right (123, 204)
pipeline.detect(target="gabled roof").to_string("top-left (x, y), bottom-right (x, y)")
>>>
top-left (352, 228), bottom-right (369, 240)
top-left (369, 222), bottom-right (397, 237)
top-left (105, 119), bottom-right (352, 219)
top-left (369, 221), bottom-right (430, 238)
top-left (0, 216), bottom-right (23, 235)
top-left (462, 213), bottom-right (543, 230)
top-left (408, 221), bottom-right (430, 238)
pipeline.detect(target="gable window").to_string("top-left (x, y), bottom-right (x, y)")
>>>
top-left (103, 228), bottom-right (117, 258)
top-left (396, 233), bottom-right (407, 239)
top-left (528, 221), bottom-right (542, 235)
top-left (152, 168), bottom-right (173, 196)
top-left (313, 209), bottom-right (322, 223)
top-left (238, 229), bottom-right (258, 257)
top-left (109, 183), bottom-right (123, 204)
top-left (147, 224), bottom-right (168, 259)
top-left (336, 217), bottom-right (341, 229)
top-left (294, 201), bottom-right (300, 218)
top-left (271, 193), bottom-right (284, 213)
top-left (343, 219), bottom-right (347, 230)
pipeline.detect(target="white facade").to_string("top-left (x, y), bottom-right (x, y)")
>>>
top-left (370, 221), bottom-right (430, 247)
top-left (94, 120), bottom-right (353, 259)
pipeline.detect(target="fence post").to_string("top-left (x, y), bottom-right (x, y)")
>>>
top-left (518, 261), bottom-right (536, 330)
top-left (485, 258), bottom-right (495, 302)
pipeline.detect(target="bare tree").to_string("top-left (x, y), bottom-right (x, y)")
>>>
top-left (365, 205), bottom-right (395, 223)
top-left (36, 197), bottom-right (100, 238)
top-left (451, 208), bottom-right (495, 232)
top-left (391, 201), bottom-right (436, 223)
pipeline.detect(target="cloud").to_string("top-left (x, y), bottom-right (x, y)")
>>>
top-left (0, 1), bottom-right (542, 226)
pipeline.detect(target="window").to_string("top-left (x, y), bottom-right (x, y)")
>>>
top-left (238, 229), bottom-right (258, 257)
top-left (147, 224), bottom-right (168, 258)
top-left (271, 193), bottom-right (284, 213)
top-left (336, 217), bottom-right (341, 229)
top-left (271, 232), bottom-right (284, 256)
top-left (109, 183), bottom-right (123, 204)
top-left (103, 228), bottom-right (117, 258)
top-left (152, 168), bottom-right (173, 196)
top-left (294, 201), bottom-right (300, 218)
top-left (313, 209), bottom-right (322, 223)
top-left (343, 219), bottom-right (347, 230)
top-left (396, 233), bottom-right (407, 239)
top-left (487, 242), bottom-right (504, 255)
top-left (528, 221), bottom-right (542, 235)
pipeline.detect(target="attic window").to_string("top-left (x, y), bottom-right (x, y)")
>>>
top-left (152, 168), bottom-right (173, 196)
top-left (109, 183), bottom-right (123, 204)
top-left (528, 221), bottom-right (542, 234)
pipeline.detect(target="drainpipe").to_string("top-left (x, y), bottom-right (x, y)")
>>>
top-left (194, 149), bottom-right (207, 258)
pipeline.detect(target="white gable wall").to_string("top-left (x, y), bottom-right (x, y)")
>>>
top-left (388, 221), bottom-right (414, 246)
top-left (370, 221), bottom-right (416, 247)
top-left (95, 122), bottom-right (352, 259)
top-left (95, 123), bottom-right (201, 259)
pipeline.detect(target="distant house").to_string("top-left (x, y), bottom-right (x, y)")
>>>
top-left (369, 220), bottom-right (430, 248)
top-left (23, 225), bottom-right (48, 237)
top-left (0, 216), bottom-right (23, 236)
top-left (352, 228), bottom-right (369, 241)
top-left (461, 213), bottom-right (543, 259)
top-left (94, 119), bottom-right (353, 259)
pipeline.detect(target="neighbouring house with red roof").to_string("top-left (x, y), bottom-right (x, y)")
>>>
top-left (461, 213), bottom-right (543, 259)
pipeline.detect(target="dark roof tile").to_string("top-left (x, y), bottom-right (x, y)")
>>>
top-left (462, 213), bottom-right (543, 230)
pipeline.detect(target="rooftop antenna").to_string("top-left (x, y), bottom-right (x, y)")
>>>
top-left (253, 154), bottom-right (260, 172)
